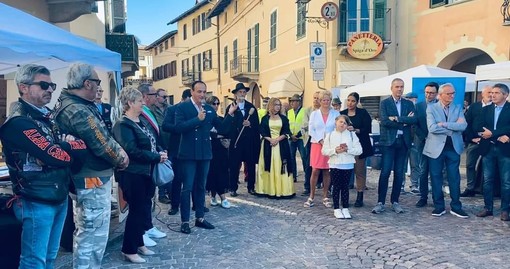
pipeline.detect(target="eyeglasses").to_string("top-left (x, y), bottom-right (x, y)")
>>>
top-left (425, 91), bottom-right (436, 94)
top-left (444, 92), bottom-right (455, 96)
top-left (158, 95), bottom-right (168, 99)
top-left (146, 93), bottom-right (158, 96)
top-left (274, 104), bottom-right (282, 106)
top-left (26, 81), bottom-right (57, 91)
top-left (86, 79), bottom-right (101, 86)
top-left (213, 102), bottom-right (220, 105)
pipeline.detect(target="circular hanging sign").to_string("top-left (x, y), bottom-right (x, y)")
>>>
top-left (321, 2), bottom-right (339, 22)
top-left (347, 32), bottom-right (384, 60)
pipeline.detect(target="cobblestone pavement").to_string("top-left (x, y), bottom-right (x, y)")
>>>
top-left (55, 168), bottom-right (510, 269)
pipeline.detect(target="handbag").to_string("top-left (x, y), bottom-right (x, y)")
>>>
top-left (152, 159), bottom-right (174, 186)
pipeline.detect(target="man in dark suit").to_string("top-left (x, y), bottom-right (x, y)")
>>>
top-left (225, 83), bottom-right (260, 196)
top-left (423, 83), bottom-right (468, 218)
top-left (461, 86), bottom-right (492, 197)
top-left (414, 82), bottom-right (439, 207)
top-left (475, 84), bottom-right (510, 221)
top-left (94, 86), bottom-right (113, 133)
top-left (162, 89), bottom-right (191, 215)
top-left (372, 78), bottom-right (417, 214)
top-left (175, 80), bottom-right (237, 234)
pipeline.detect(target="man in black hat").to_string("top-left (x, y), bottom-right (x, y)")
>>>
top-left (225, 83), bottom-right (260, 196)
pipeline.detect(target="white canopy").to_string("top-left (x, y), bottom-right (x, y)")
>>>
top-left (475, 61), bottom-right (510, 81)
top-left (340, 64), bottom-right (475, 101)
top-left (0, 3), bottom-right (121, 74)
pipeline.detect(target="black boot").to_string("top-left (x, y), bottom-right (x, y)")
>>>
top-left (354, 192), bottom-right (364, 207)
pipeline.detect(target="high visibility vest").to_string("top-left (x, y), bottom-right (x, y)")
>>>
top-left (258, 108), bottom-right (267, 122)
top-left (288, 107), bottom-right (306, 138)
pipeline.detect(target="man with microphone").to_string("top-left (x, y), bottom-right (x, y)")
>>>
top-left (175, 80), bottom-right (237, 234)
top-left (225, 83), bottom-right (261, 196)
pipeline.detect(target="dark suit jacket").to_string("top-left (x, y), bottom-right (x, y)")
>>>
top-left (378, 96), bottom-right (417, 148)
top-left (97, 102), bottom-right (112, 133)
top-left (225, 100), bottom-right (260, 163)
top-left (162, 104), bottom-right (180, 158)
top-left (175, 99), bottom-right (232, 160)
top-left (474, 102), bottom-right (510, 157)
top-left (463, 101), bottom-right (484, 144)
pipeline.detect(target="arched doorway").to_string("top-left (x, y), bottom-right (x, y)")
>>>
top-left (437, 48), bottom-right (495, 103)
top-left (249, 82), bottom-right (261, 108)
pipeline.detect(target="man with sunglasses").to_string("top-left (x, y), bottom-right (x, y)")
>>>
top-left (0, 64), bottom-right (87, 268)
top-left (53, 63), bottom-right (129, 268)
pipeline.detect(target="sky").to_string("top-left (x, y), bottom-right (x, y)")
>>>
top-left (126, 0), bottom-right (197, 45)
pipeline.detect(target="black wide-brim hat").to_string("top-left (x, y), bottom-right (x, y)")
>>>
top-left (232, 82), bottom-right (250, 94)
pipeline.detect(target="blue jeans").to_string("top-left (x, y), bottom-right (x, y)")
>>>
top-left (429, 147), bottom-right (462, 211)
top-left (377, 138), bottom-right (408, 204)
top-left (180, 159), bottom-right (210, 223)
top-left (13, 197), bottom-right (67, 269)
top-left (482, 146), bottom-right (510, 212)
top-left (290, 139), bottom-right (308, 181)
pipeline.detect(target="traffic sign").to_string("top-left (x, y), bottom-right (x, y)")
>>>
top-left (321, 2), bottom-right (339, 22)
top-left (313, 69), bottom-right (324, 81)
top-left (310, 42), bottom-right (326, 69)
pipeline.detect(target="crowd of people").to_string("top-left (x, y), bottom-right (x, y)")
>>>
top-left (1, 62), bottom-right (509, 268)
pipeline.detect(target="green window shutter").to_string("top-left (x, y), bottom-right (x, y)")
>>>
top-left (373, 0), bottom-right (386, 41)
top-left (270, 11), bottom-right (277, 51)
top-left (247, 29), bottom-right (252, 72)
top-left (254, 23), bottom-right (259, 72)
top-left (338, 1), bottom-right (347, 43)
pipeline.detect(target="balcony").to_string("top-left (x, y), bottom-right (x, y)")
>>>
top-left (503, 0), bottom-right (510, 25)
top-left (337, 8), bottom-right (392, 45)
top-left (106, 33), bottom-right (139, 77)
top-left (181, 70), bottom-right (202, 86)
top-left (230, 55), bottom-right (259, 82)
top-left (47, 0), bottom-right (103, 23)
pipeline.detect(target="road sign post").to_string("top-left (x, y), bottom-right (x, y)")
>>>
top-left (310, 42), bottom-right (326, 69)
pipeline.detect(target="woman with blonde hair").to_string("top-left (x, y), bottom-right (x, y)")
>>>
top-left (255, 97), bottom-right (295, 198)
top-left (305, 90), bottom-right (340, 207)
top-left (112, 87), bottom-right (168, 263)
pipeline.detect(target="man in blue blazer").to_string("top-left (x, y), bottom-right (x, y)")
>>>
top-left (175, 81), bottom-right (237, 234)
top-left (373, 78), bottom-right (417, 214)
top-left (414, 82), bottom-right (439, 207)
top-left (423, 83), bottom-right (468, 218)
top-left (474, 84), bottom-right (510, 221)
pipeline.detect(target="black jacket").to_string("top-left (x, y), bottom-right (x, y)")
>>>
top-left (340, 108), bottom-right (374, 159)
top-left (260, 114), bottom-right (292, 175)
top-left (112, 116), bottom-right (161, 176)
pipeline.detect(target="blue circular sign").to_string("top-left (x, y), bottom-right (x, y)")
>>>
top-left (314, 47), bottom-right (322, 55)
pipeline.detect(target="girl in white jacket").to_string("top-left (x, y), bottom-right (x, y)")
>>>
top-left (322, 115), bottom-right (362, 219)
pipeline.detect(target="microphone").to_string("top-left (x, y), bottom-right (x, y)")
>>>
top-left (234, 108), bottom-right (256, 148)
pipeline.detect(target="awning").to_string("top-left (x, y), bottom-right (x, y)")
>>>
top-left (336, 60), bottom-right (389, 87)
top-left (0, 3), bottom-right (121, 74)
top-left (475, 61), bottom-right (510, 81)
top-left (267, 68), bottom-right (305, 98)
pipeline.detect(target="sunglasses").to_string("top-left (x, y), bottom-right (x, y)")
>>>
top-left (26, 81), bottom-right (57, 91)
top-left (146, 93), bottom-right (158, 96)
top-left (158, 95), bottom-right (168, 99)
top-left (86, 78), bottom-right (101, 86)
top-left (213, 102), bottom-right (220, 105)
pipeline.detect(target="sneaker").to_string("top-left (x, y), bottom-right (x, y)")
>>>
top-left (431, 208), bottom-right (446, 217)
top-left (195, 219), bottom-right (215, 229)
top-left (210, 197), bottom-right (219, 206)
top-left (391, 202), bottom-right (404, 214)
top-left (415, 199), bottom-right (427, 208)
top-left (221, 199), bottom-right (231, 209)
top-left (334, 209), bottom-right (344, 219)
top-left (443, 186), bottom-right (450, 195)
top-left (410, 187), bottom-right (420, 195)
top-left (341, 208), bottom-right (352, 219)
top-left (142, 234), bottom-right (157, 247)
top-left (145, 227), bottom-right (166, 239)
top-left (372, 202), bottom-right (385, 214)
top-left (450, 208), bottom-right (469, 218)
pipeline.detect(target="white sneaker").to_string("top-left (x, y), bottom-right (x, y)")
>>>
top-left (341, 208), bottom-right (352, 219)
top-left (142, 234), bottom-right (157, 247)
top-left (145, 227), bottom-right (166, 239)
top-left (221, 199), bottom-right (231, 209)
top-left (210, 196), bottom-right (219, 206)
top-left (334, 209), bottom-right (344, 219)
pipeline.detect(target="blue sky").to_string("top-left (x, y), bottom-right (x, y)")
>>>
top-left (126, 0), bottom-right (196, 45)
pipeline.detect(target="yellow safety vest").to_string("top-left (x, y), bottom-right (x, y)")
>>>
top-left (258, 108), bottom-right (267, 122)
top-left (288, 107), bottom-right (306, 138)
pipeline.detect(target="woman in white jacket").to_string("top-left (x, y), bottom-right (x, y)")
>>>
top-left (322, 115), bottom-right (362, 219)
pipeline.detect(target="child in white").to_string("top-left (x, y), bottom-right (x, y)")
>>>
top-left (322, 115), bottom-right (362, 219)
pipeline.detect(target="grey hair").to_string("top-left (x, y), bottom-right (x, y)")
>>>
top-left (119, 87), bottom-right (143, 114)
top-left (137, 83), bottom-right (152, 96)
top-left (67, 63), bottom-right (94, 89)
top-left (318, 90), bottom-right (332, 101)
top-left (15, 64), bottom-right (51, 95)
top-left (438, 83), bottom-right (455, 94)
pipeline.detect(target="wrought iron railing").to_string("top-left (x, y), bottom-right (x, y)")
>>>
top-left (502, 0), bottom-right (510, 23)
top-left (230, 55), bottom-right (259, 78)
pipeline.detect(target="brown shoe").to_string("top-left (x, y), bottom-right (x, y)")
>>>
top-left (476, 209), bottom-right (493, 217)
top-left (501, 211), bottom-right (510, 221)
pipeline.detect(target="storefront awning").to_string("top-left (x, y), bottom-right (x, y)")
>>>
top-left (336, 60), bottom-right (389, 87)
top-left (267, 68), bottom-right (305, 98)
